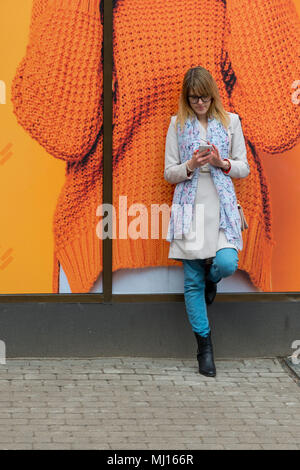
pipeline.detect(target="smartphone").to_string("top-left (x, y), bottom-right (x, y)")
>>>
top-left (197, 145), bottom-right (213, 153)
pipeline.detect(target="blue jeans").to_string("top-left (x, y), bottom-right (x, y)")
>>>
top-left (182, 248), bottom-right (239, 337)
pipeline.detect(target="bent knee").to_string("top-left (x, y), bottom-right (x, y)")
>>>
top-left (220, 261), bottom-right (238, 277)
top-left (216, 251), bottom-right (239, 277)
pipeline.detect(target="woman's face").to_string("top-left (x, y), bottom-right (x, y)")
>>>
top-left (187, 89), bottom-right (212, 118)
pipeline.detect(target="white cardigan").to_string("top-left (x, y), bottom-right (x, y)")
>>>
top-left (164, 112), bottom-right (250, 260)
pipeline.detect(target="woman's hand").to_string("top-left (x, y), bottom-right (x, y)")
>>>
top-left (188, 142), bottom-right (229, 171)
top-left (206, 142), bottom-right (226, 169)
top-left (188, 148), bottom-right (212, 170)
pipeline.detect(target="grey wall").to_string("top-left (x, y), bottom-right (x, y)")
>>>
top-left (0, 300), bottom-right (299, 358)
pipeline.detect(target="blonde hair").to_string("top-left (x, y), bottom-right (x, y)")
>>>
top-left (175, 66), bottom-right (230, 131)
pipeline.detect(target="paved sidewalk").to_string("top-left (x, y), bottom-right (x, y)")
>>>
top-left (0, 357), bottom-right (299, 450)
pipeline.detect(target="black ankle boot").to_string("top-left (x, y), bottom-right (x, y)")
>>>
top-left (194, 331), bottom-right (216, 377)
top-left (204, 258), bottom-right (217, 306)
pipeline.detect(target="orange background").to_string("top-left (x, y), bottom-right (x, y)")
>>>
top-left (0, 0), bottom-right (65, 293)
top-left (0, 0), bottom-right (299, 293)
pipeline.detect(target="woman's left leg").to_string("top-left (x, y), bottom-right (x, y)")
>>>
top-left (182, 259), bottom-right (217, 377)
top-left (207, 248), bottom-right (239, 284)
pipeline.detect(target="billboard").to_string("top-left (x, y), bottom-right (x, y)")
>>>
top-left (0, 0), bottom-right (299, 294)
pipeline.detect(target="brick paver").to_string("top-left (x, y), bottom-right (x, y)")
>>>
top-left (0, 357), bottom-right (299, 450)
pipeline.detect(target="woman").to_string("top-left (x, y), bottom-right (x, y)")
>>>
top-left (164, 67), bottom-right (250, 377)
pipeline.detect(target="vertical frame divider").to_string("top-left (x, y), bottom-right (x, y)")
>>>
top-left (102, 0), bottom-right (113, 302)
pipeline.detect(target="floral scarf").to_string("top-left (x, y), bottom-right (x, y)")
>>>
top-left (166, 115), bottom-right (243, 251)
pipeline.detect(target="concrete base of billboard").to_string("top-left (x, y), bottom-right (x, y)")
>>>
top-left (0, 300), bottom-right (299, 359)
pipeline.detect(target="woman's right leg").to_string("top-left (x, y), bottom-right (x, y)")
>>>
top-left (182, 259), bottom-right (210, 337)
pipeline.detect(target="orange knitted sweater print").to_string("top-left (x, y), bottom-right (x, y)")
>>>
top-left (11, 0), bottom-right (300, 292)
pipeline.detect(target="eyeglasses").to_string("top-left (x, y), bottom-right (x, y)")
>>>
top-left (188, 95), bottom-right (212, 104)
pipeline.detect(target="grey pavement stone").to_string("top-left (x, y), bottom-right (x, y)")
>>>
top-left (0, 357), bottom-right (299, 450)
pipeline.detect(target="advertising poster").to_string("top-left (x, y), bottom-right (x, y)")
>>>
top-left (1, 0), bottom-right (104, 293)
top-left (112, 0), bottom-right (300, 294)
top-left (0, 0), bottom-right (299, 294)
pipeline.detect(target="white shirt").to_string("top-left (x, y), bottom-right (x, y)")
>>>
top-left (164, 112), bottom-right (250, 260)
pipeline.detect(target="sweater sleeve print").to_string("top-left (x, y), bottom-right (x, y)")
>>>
top-left (11, 0), bottom-right (103, 162)
top-left (226, 0), bottom-right (300, 153)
